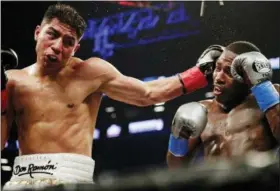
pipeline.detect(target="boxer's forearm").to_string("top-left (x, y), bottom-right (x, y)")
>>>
top-left (167, 136), bottom-right (202, 169)
top-left (124, 75), bottom-right (183, 106)
top-left (166, 151), bottom-right (186, 168)
top-left (263, 84), bottom-right (280, 142)
top-left (144, 75), bottom-right (183, 104)
top-left (1, 115), bottom-right (9, 150)
top-left (265, 104), bottom-right (280, 143)
top-left (102, 75), bottom-right (183, 107)
top-left (1, 82), bottom-right (14, 150)
top-left (166, 151), bottom-right (195, 169)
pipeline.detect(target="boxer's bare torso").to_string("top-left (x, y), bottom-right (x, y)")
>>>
top-left (200, 94), bottom-right (278, 159)
top-left (6, 57), bottom-right (104, 157)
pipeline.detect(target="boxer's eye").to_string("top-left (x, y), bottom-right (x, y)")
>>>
top-left (215, 66), bottom-right (221, 72)
top-left (63, 38), bottom-right (75, 47)
top-left (224, 67), bottom-right (232, 77)
top-left (47, 31), bottom-right (57, 39)
top-left (224, 68), bottom-right (229, 74)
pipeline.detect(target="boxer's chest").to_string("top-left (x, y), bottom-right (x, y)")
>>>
top-left (12, 77), bottom-right (89, 116)
top-left (200, 100), bottom-right (265, 155)
top-left (204, 107), bottom-right (262, 135)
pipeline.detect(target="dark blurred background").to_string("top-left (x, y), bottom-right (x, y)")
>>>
top-left (1, 1), bottom-right (280, 186)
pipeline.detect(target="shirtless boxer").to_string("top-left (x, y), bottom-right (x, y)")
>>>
top-left (166, 41), bottom-right (280, 168)
top-left (1, 3), bottom-right (224, 190)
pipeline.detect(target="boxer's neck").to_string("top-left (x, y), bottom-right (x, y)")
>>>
top-left (34, 61), bottom-right (65, 78)
top-left (216, 94), bottom-right (248, 113)
top-left (31, 62), bottom-right (65, 80)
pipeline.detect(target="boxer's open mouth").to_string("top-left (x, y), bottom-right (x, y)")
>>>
top-left (213, 86), bottom-right (223, 95)
top-left (47, 55), bottom-right (58, 62)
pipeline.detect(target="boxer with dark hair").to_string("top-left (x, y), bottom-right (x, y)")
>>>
top-left (1, 3), bottom-right (224, 190)
top-left (167, 41), bottom-right (280, 168)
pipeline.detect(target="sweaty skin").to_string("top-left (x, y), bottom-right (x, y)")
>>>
top-left (5, 61), bottom-right (102, 156)
top-left (167, 50), bottom-right (280, 167)
top-left (2, 18), bottom-right (184, 156)
top-left (200, 97), bottom-right (278, 159)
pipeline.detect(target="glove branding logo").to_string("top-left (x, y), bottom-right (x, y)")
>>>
top-left (13, 160), bottom-right (58, 178)
top-left (252, 61), bottom-right (271, 73)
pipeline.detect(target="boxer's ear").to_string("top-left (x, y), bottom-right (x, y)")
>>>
top-left (72, 44), bottom-right (80, 56)
top-left (34, 25), bottom-right (41, 41)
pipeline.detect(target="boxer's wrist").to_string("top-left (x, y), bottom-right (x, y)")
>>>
top-left (251, 81), bottom-right (279, 112)
top-left (168, 134), bottom-right (188, 157)
top-left (178, 66), bottom-right (208, 94)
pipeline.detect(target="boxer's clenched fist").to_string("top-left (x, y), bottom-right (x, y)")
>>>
top-left (178, 45), bottom-right (224, 94)
top-left (231, 51), bottom-right (272, 87)
top-left (231, 51), bottom-right (279, 112)
top-left (168, 102), bottom-right (208, 157)
top-left (172, 102), bottom-right (208, 139)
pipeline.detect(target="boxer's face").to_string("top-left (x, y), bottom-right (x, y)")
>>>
top-left (213, 50), bottom-right (248, 105)
top-left (34, 18), bottom-right (80, 68)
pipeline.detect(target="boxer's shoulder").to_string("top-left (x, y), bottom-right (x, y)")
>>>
top-left (198, 99), bottom-right (214, 110)
top-left (68, 57), bottom-right (84, 69)
top-left (85, 57), bottom-right (116, 71)
top-left (5, 68), bottom-right (21, 76)
top-left (5, 67), bottom-right (28, 81)
top-left (71, 57), bottom-right (102, 67)
top-left (85, 56), bottom-right (103, 63)
top-left (73, 57), bottom-right (117, 82)
top-left (3, 69), bottom-right (30, 92)
top-left (70, 56), bottom-right (105, 72)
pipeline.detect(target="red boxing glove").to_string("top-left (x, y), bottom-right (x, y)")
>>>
top-left (178, 45), bottom-right (224, 94)
top-left (1, 89), bottom-right (7, 114)
top-left (178, 67), bottom-right (208, 94)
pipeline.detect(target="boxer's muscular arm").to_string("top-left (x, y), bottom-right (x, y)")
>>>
top-left (1, 79), bottom-right (15, 150)
top-left (1, 115), bottom-right (8, 149)
top-left (81, 45), bottom-right (223, 106)
top-left (84, 58), bottom-right (183, 106)
top-left (265, 84), bottom-right (280, 142)
top-left (103, 75), bottom-right (183, 106)
top-left (231, 52), bottom-right (280, 142)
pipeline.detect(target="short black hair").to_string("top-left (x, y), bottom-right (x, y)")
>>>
top-left (42, 3), bottom-right (87, 39)
top-left (226, 41), bottom-right (261, 55)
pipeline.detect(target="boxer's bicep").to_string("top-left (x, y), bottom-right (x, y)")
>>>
top-left (85, 58), bottom-right (147, 106)
top-left (87, 58), bottom-right (182, 106)
top-left (89, 58), bottom-right (150, 106)
top-left (101, 74), bottom-right (150, 106)
top-left (264, 83), bottom-right (280, 142)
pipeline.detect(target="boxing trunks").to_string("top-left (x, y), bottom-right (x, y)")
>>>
top-left (3, 153), bottom-right (95, 190)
